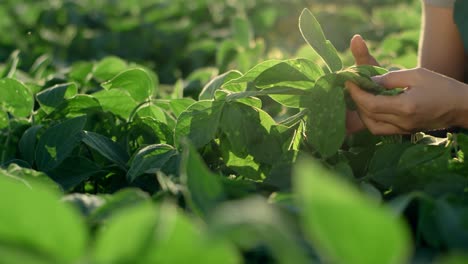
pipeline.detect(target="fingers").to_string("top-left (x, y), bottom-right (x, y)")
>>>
top-left (359, 114), bottom-right (409, 135)
top-left (350, 34), bottom-right (379, 66)
top-left (345, 81), bottom-right (405, 115)
top-left (346, 110), bottom-right (366, 134)
top-left (372, 68), bottom-right (426, 89)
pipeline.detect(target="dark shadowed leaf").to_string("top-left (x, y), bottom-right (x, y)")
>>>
top-left (35, 116), bottom-right (87, 171)
top-left (127, 144), bottom-right (177, 182)
top-left (82, 131), bottom-right (129, 169)
top-left (18, 125), bottom-right (42, 166)
top-left (36, 83), bottom-right (78, 114)
top-left (48, 156), bottom-right (101, 191)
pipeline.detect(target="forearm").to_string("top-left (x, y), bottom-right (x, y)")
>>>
top-left (419, 3), bottom-right (466, 81)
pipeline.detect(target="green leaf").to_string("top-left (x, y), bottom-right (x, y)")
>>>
top-left (0, 78), bottom-right (34, 117)
top-left (82, 131), bottom-right (129, 169)
top-left (19, 125), bottom-right (42, 166)
top-left (89, 188), bottom-right (151, 225)
top-left (199, 70), bottom-right (242, 100)
top-left (102, 68), bottom-right (154, 103)
top-left (175, 100), bottom-right (224, 148)
top-left (169, 98), bottom-right (197, 118)
top-left (134, 103), bottom-right (168, 123)
top-left (131, 117), bottom-right (174, 145)
top-left (2, 164), bottom-right (60, 192)
top-left (94, 89), bottom-right (137, 120)
top-left (220, 102), bottom-right (282, 165)
top-left (222, 60), bottom-right (282, 91)
top-left (141, 203), bottom-right (241, 264)
top-left (211, 197), bottom-right (310, 264)
top-left (180, 140), bottom-right (224, 216)
top-left (305, 74), bottom-right (346, 158)
top-left (51, 94), bottom-right (102, 118)
top-left (0, 175), bottom-right (87, 263)
top-left (0, 244), bottom-right (54, 264)
top-left (127, 144), bottom-right (177, 182)
top-left (48, 156), bottom-right (101, 191)
top-left (93, 56), bottom-right (128, 82)
top-left (36, 83), bottom-right (78, 114)
top-left (254, 59), bottom-right (323, 89)
top-left (69, 61), bottom-right (93, 83)
top-left (294, 158), bottom-right (412, 264)
top-left (367, 143), bottom-right (411, 188)
top-left (299, 8), bottom-right (342, 72)
top-left (93, 203), bottom-right (157, 264)
top-left (35, 116), bottom-right (87, 171)
top-left (219, 136), bottom-right (264, 180)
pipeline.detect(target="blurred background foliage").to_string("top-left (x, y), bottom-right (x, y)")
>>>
top-left (0, 0), bottom-right (421, 88)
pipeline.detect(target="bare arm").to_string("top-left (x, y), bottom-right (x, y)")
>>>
top-left (419, 3), bottom-right (466, 81)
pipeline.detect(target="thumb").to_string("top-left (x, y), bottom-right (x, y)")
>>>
top-left (371, 69), bottom-right (415, 89)
top-left (350, 34), bottom-right (379, 66)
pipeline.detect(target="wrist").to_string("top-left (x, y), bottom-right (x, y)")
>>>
top-left (454, 82), bottom-right (468, 129)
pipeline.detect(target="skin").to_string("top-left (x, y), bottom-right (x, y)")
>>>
top-left (346, 3), bottom-right (468, 135)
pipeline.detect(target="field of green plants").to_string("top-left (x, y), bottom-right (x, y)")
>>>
top-left (1, 0), bottom-right (468, 263)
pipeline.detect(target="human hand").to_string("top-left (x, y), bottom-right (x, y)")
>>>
top-left (346, 34), bottom-right (379, 134)
top-left (345, 68), bottom-right (468, 135)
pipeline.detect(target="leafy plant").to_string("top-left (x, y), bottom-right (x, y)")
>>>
top-left (0, 3), bottom-right (467, 264)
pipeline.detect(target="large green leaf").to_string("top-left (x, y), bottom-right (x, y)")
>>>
top-left (140, 203), bottom-right (240, 264)
top-left (305, 74), bottom-right (346, 158)
top-left (93, 89), bottom-right (137, 120)
top-left (101, 68), bottom-right (155, 102)
top-left (2, 164), bottom-right (60, 192)
top-left (0, 78), bottom-right (34, 117)
top-left (175, 100), bottom-right (224, 148)
top-left (220, 102), bottom-right (282, 165)
top-left (210, 197), bottom-right (310, 264)
top-left (35, 116), bottom-right (87, 171)
top-left (294, 158), bottom-right (412, 264)
top-left (93, 56), bottom-right (128, 82)
top-left (0, 175), bottom-right (87, 264)
top-left (93, 203), bottom-right (157, 264)
top-left (299, 8), bottom-right (342, 72)
top-left (180, 141), bottom-right (224, 216)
